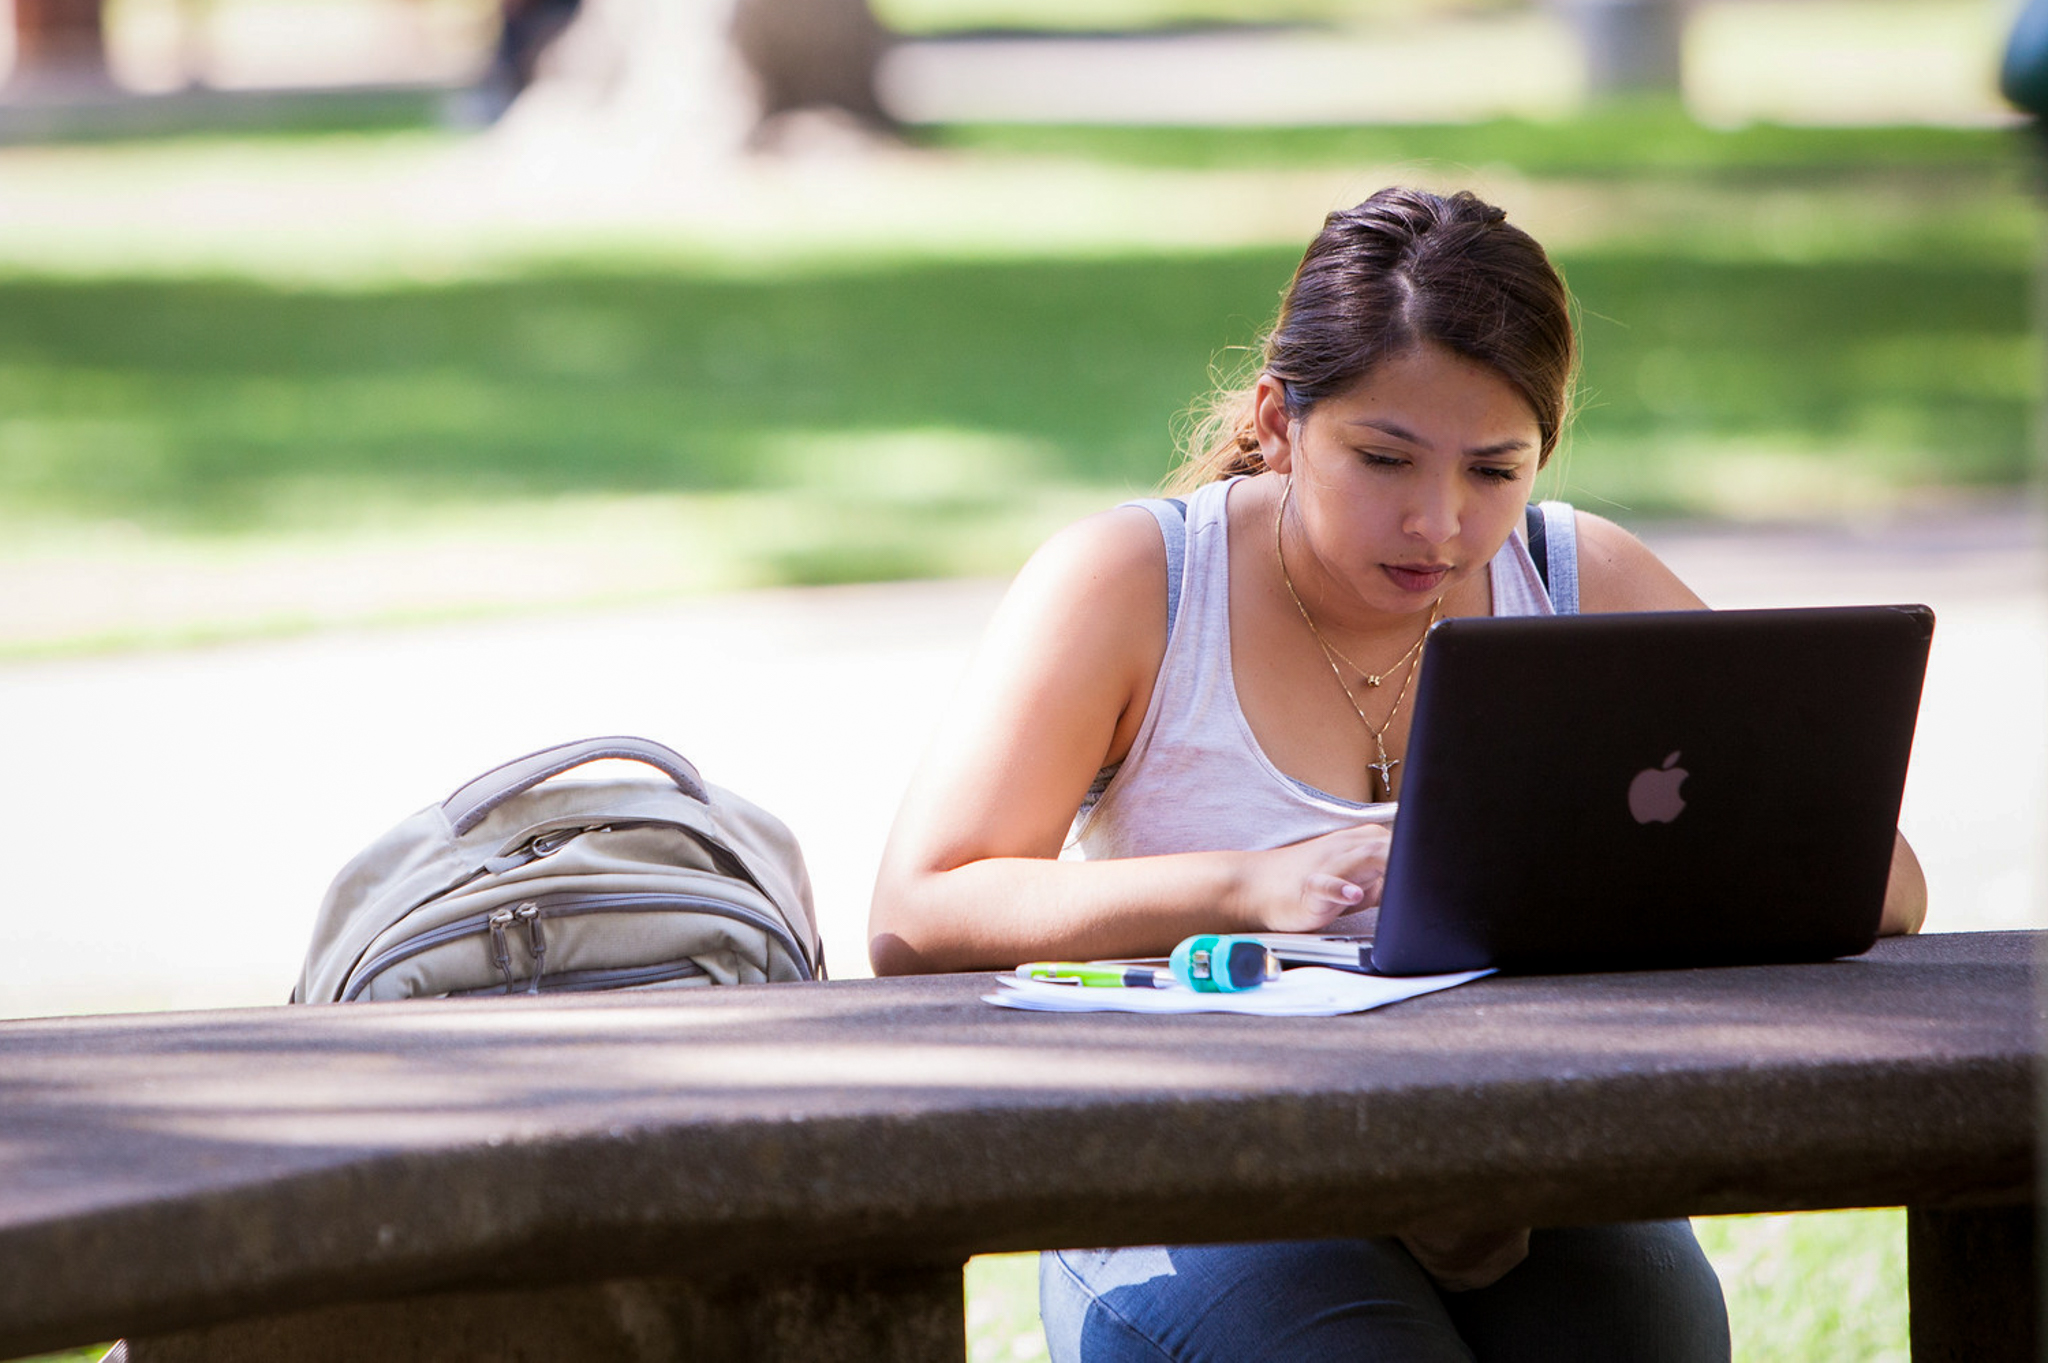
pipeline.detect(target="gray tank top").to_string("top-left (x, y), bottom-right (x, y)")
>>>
top-left (1066, 476), bottom-right (1578, 867)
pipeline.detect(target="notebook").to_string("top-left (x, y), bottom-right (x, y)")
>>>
top-left (1362, 604), bottom-right (1934, 976)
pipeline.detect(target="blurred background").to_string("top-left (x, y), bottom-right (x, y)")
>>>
top-left (0, 1), bottom-right (2039, 1359)
top-left (0, 0), bottom-right (2033, 623)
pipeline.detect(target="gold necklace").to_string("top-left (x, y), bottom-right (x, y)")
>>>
top-left (1276, 484), bottom-right (1430, 687)
top-left (1297, 591), bottom-right (1427, 688)
top-left (1275, 480), bottom-right (1442, 800)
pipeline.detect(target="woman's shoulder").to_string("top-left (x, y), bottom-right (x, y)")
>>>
top-left (961, 502), bottom-right (1177, 766)
top-left (1016, 502), bottom-right (1173, 602)
top-left (1568, 509), bottom-right (1709, 613)
top-left (983, 501), bottom-right (1175, 672)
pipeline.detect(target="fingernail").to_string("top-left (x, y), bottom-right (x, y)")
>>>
top-left (1341, 884), bottom-right (1363, 903)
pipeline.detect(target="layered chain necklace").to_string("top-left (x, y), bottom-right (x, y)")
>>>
top-left (1275, 480), bottom-right (1442, 800)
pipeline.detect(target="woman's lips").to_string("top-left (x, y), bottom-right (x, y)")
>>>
top-left (1383, 562), bottom-right (1451, 593)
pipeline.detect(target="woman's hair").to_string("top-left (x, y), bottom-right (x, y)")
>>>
top-left (1170, 187), bottom-right (1576, 492)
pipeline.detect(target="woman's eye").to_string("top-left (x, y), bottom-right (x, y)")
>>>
top-left (1474, 465), bottom-right (1521, 483)
top-left (1359, 452), bottom-right (1406, 469)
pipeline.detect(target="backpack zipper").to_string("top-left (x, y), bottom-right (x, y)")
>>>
top-left (486, 908), bottom-right (517, 992)
top-left (448, 959), bottom-right (710, 995)
top-left (336, 821), bottom-right (795, 1001)
top-left (340, 891), bottom-right (812, 1001)
top-left (515, 902), bottom-right (547, 995)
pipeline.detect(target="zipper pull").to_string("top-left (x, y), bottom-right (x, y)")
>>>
top-left (487, 909), bottom-right (517, 992)
top-left (515, 902), bottom-right (547, 995)
top-left (482, 827), bottom-right (583, 876)
top-left (529, 828), bottom-right (582, 857)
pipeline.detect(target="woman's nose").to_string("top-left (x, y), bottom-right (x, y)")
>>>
top-left (1402, 483), bottom-right (1461, 544)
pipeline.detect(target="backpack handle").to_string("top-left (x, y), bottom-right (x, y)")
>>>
top-left (444, 736), bottom-right (711, 835)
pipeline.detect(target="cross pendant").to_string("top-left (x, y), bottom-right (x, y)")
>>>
top-left (1367, 752), bottom-right (1400, 797)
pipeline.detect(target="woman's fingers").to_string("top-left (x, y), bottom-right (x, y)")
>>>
top-left (1251, 825), bottom-right (1394, 930)
top-left (1318, 826), bottom-right (1392, 883)
top-left (1306, 874), bottom-right (1367, 908)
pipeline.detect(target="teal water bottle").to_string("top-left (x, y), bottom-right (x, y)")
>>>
top-left (1170, 934), bottom-right (1280, 992)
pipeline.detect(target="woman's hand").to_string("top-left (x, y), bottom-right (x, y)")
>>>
top-left (1241, 824), bottom-right (1393, 932)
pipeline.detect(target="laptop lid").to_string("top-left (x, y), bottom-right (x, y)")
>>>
top-left (1370, 604), bottom-right (1934, 976)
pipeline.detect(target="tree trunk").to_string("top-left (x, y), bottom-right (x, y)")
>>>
top-left (8, 0), bottom-right (112, 96)
top-left (495, 0), bottom-right (892, 165)
top-left (730, 0), bottom-right (891, 128)
top-left (1552, 0), bottom-right (1685, 95)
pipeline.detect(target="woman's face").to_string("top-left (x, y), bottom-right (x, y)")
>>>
top-left (1259, 344), bottom-right (1543, 618)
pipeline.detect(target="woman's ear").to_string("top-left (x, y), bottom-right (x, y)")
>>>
top-left (1252, 375), bottom-right (1297, 475)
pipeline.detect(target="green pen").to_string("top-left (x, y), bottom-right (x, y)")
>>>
top-left (1017, 962), bottom-right (1172, 988)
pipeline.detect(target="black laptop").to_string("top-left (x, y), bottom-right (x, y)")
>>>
top-left (1366, 604), bottom-right (1933, 976)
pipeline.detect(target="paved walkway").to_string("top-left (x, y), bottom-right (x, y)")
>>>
top-left (3, 506), bottom-right (2038, 1019)
top-left (878, 11), bottom-right (2016, 129)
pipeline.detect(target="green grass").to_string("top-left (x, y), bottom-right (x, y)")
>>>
top-left (0, 228), bottom-right (2027, 533)
top-left (875, 0), bottom-right (1416, 35)
top-left (922, 109), bottom-right (2027, 179)
top-left (965, 1209), bottom-right (1911, 1362)
top-left (1558, 250), bottom-right (2035, 515)
top-left (1694, 1210), bottom-right (1910, 1362)
top-left (0, 255), bottom-right (1281, 529)
top-left (0, 110), bottom-right (2032, 650)
top-left (969, 1251), bottom-right (1052, 1363)
top-left (0, 87), bottom-right (455, 148)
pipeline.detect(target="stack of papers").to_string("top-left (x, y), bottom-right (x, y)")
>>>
top-left (987, 966), bottom-right (1490, 1017)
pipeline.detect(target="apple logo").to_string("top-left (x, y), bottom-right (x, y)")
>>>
top-left (1628, 751), bottom-right (1689, 824)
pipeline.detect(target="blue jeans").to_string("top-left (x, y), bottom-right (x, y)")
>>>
top-left (1040, 1223), bottom-right (1730, 1362)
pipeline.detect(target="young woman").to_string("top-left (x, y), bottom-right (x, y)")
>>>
top-left (868, 187), bottom-right (1925, 1361)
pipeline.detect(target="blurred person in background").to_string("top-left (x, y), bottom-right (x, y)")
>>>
top-left (484, 0), bottom-right (582, 115)
top-left (2005, 0), bottom-right (2048, 119)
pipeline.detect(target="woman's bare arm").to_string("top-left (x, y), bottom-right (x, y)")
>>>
top-left (1572, 512), bottom-right (1709, 613)
top-left (1574, 511), bottom-right (1927, 935)
top-left (1879, 830), bottom-right (1927, 935)
top-left (867, 508), bottom-right (1388, 975)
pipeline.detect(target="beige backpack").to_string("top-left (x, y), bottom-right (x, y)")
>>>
top-left (295, 736), bottom-right (823, 1003)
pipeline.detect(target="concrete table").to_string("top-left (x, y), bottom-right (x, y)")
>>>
top-left (0, 931), bottom-right (2034, 1361)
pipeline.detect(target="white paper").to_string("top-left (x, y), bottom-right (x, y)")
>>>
top-left (984, 965), bottom-right (1490, 1017)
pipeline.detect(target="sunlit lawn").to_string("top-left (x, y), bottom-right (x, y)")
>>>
top-left (0, 111), bottom-right (2033, 652)
top-left (7, 114), bottom-right (2032, 507)
top-left (1, 209), bottom-right (2028, 528)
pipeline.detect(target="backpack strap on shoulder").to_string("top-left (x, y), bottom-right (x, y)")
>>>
top-left (1527, 501), bottom-right (1581, 615)
top-left (1524, 503), bottom-right (1550, 593)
